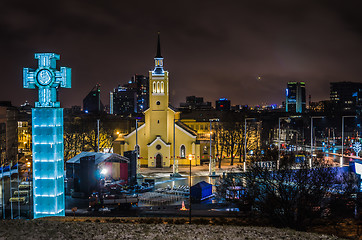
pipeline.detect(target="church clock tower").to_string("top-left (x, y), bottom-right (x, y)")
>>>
top-left (122, 33), bottom-right (200, 169)
top-left (146, 33), bottom-right (171, 141)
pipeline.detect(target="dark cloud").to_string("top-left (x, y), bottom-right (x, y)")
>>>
top-left (0, 0), bottom-right (361, 108)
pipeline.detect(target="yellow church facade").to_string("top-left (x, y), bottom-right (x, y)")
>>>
top-left (121, 35), bottom-right (201, 168)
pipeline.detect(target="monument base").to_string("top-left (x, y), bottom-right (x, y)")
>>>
top-left (32, 108), bottom-right (65, 219)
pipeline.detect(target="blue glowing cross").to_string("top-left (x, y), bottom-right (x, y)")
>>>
top-left (23, 53), bottom-right (71, 108)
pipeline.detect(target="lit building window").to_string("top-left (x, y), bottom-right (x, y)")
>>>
top-left (157, 81), bottom-right (160, 93)
top-left (203, 146), bottom-right (208, 154)
top-left (161, 82), bottom-right (164, 93)
top-left (153, 82), bottom-right (156, 93)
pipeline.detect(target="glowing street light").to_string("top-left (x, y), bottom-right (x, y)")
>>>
top-left (100, 168), bottom-right (108, 176)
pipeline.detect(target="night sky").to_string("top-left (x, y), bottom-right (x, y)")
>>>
top-left (1, 0), bottom-right (361, 108)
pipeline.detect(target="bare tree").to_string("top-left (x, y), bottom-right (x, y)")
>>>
top-left (217, 160), bottom-right (339, 230)
top-left (64, 117), bottom-right (116, 160)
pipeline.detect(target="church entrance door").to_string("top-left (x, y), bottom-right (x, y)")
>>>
top-left (156, 154), bottom-right (162, 168)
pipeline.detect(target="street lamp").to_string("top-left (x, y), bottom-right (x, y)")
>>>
top-left (244, 118), bottom-right (255, 172)
top-left (341, 116), bottom-right (356, 167)
top-left (278, 116), bottom-right (301, 169)
top-left (1, 163), bottom-right (5, 219)
top-left (135, 119), bottom-right (143, 179)
top-left (278, 117), bottom-right (290, 170)
top-left (209, 119), bottom-right (219, 176)
top-left (310, 116), bottom-right (324, 168)
top-left (188, 153), bottom-right (192, 224)
top-left (97, 119), bottom-right (100, 152)
top-left (171, 118), bottom-right (181, 177)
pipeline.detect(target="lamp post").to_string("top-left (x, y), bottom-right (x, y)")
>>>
top-left (16, 156), bottom-right (20, 218)
top-left (135, 119), bottom-right (143, 179)
top-left (209, 119), bottom-right (219, 176)
top-left (171, 119), bottom-right (181, 177)
top-left (278, 116), bottom-right (301, 169)
top-left (188, 154), bottom-right (192, 224)
top-left (278, 117), bottom-right (290, 170)
top-left (97, 119), bottom-right (100, 152)
top-left (1, 163), bottom-right (4, 219)
top-left (244, 118), bottom-right (255, 172)
top-left (310, 116), bottom-right (324, 168)
top-left (341, 116), bottom-right (356, 167)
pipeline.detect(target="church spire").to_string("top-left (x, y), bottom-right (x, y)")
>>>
top-left (153, 32), bottom-right (164, 75)
top-left (156, 32), bottom-right (162, 58)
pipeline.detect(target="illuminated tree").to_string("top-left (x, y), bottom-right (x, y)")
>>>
top-left (64, 117), bottom-right (116, 160)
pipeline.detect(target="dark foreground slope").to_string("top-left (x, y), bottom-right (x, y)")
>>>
top-left (0, 219), bottom-right (342, 240)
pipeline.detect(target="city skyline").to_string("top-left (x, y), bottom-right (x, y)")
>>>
top-left (1, 0), bottom-right (361, 108)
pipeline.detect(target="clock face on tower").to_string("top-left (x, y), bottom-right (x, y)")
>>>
top-left (36, 69), bottom-right (53, 86)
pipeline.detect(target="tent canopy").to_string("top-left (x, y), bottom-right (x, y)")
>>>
top-left (66, 152), bottom-right (129, 166)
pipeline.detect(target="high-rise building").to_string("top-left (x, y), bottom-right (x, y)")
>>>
top-left (83, 84), bottom-right (104, 114)
top-left (330, 82), bottom-right (362, 112)
top-left (286, 82), bottom-right (306, 113)
top-left (179, 96), bottom-right (212, 110)
top-left (215, 98), bottom-right (231, 111)
top-left (133, 74), bottom-right (149, 112)
top-left (110, 75), bottom-right (149, 116)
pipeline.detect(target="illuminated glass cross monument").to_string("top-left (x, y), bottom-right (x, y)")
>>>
top-left (23, 53), bottom-right (71, 218)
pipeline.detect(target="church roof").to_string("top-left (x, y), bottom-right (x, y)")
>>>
top-left (147, 136), bottom-right (171, 146)
top-left (176, 120), bottom-right (197, 136)
top-left (168, 104), bottom-right (177, 112)
top-left (155, 32), bottom-right (162, 58)
top-left (124, 122), bottom-right (145, 138)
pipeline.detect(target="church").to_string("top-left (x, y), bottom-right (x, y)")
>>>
top-left (119, 34), bottom-right (201, 168)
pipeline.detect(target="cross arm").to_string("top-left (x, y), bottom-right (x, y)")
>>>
top-left (54, 67), bottom-right (71, 88)
top-left (23, 68), bottom-right (36, 89)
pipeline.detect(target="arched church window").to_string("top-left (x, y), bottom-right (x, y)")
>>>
top-left (180, 145), bottom-right (186, 158)
top-left (153, 82), bottom-right (156, 93)
top-left (157, 81), bottom-right (160, 93)
top-left (161, 82), bottom-right (164, 93)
